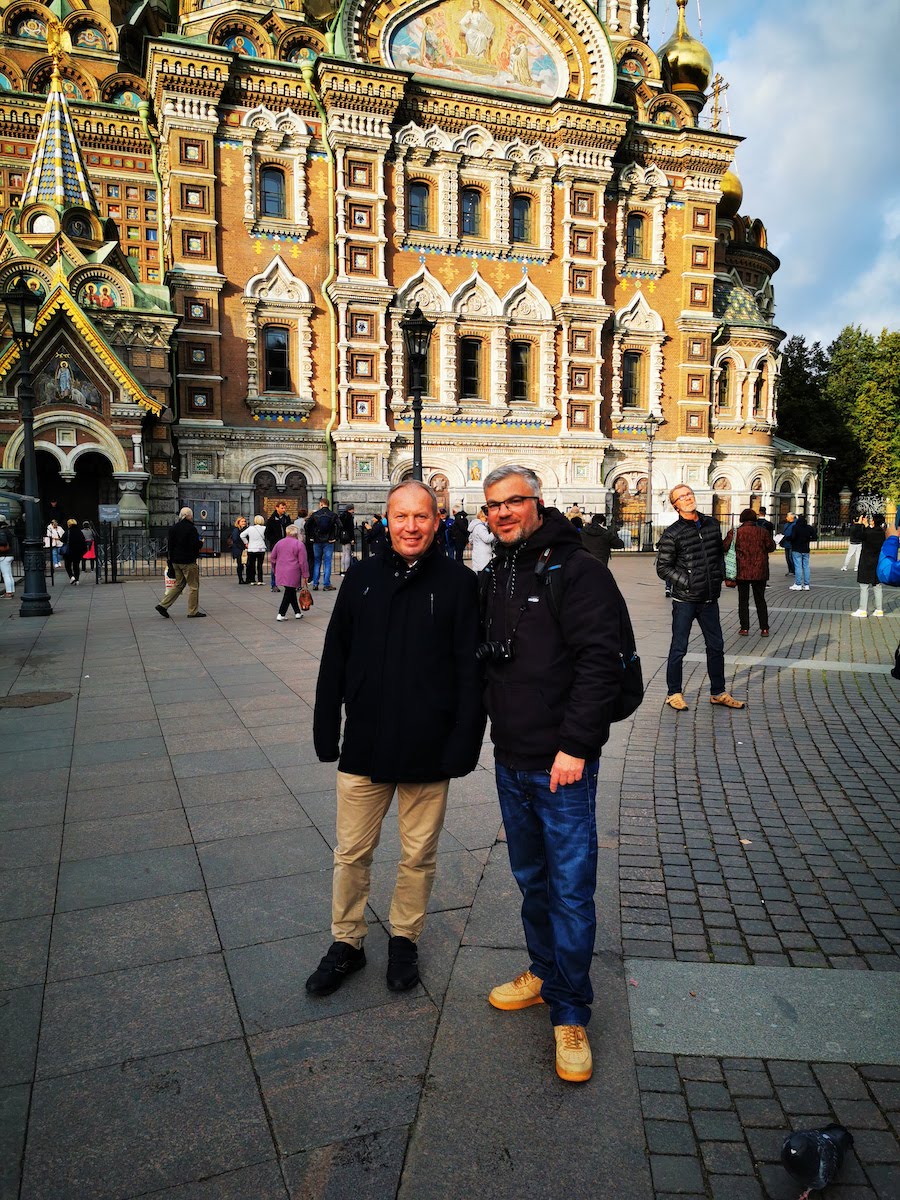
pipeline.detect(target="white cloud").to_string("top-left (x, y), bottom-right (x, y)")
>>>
top-left (649, 0), bottom-right (900, 342)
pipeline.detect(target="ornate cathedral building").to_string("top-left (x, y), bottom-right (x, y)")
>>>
top-left (0, 0), bottom-right (823, 533)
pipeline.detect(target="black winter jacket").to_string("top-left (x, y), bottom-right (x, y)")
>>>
top-left (581, 523), bottom-right (624, 565)
top-left (264, 511), bottom-right (289, 550)
top-left (167, 518), bottom-right (202, 564)
top-left (313, 543), bottom-right (485, 782)
top-left (62, 527), bottom-right (87, 561)
top-left (656, 512), bottom-right (724, 602)
top-left (857, 526), bottom-right (886, 585)
top-left (481, 509), bottom-right (624, 770)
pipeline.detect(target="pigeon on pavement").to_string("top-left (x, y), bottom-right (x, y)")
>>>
top-left (781, 1123), bottom-right (854, 1198)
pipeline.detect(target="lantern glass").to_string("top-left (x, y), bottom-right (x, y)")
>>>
top-left (2, 283), bottom-right (41, 344)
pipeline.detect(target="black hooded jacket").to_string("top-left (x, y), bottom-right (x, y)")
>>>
top-left (481, 508), bottom-right (624, 771)
top-left (313, 542), bottom-right (486, 782)
top-left (655, 512), bottom-right (724, 602)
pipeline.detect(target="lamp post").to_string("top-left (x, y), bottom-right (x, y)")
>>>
top-left (399, 303), bottom-right (435, 483)
top-left (641, 413), bottom-right (663, 552)
top-left (2, 284), bottom-right (52, 617)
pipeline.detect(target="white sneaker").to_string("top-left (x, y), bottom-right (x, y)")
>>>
top-left (276, 614), bottom-right (286, 621)
top-left (851, 609), bottom-right (867, 618)
top-left (873, 609), bottom-right (884, 617)
top-left (803, 585), bottom-right (810, 590)
top-left (789, 585), bottom-right (803, 591)
top-left (294, 612), bottom-right (303, 619)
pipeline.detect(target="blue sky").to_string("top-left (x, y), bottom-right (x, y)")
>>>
top-left (645, 0), bottom-right (900, 346)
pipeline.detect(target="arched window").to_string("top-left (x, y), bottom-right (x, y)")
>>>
top-left (622, 351), bottom-right (643, 408)
top-left (626, 212), bottom-right (646, 259)
top-left (753, 371), bottom-right (764, 413)
top-left (460, 338), bottom-right (482, 399)
top-left (717, 361), bottom-right (730, 410)
top-left (260, 167), bottom-right (286, 218)
top-left (512, 194), bottom-right (533, 244)
top-left (408, 182), bottom-right (431, 231)
top-left (461, 188), bottom-right (482, 237)
top-left (510, 341), bottom-right (532, 403)
top-left (264, 326), bottom-right (290, 391)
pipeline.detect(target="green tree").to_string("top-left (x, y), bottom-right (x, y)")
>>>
top-left (821, 325), bottom-right (877, 489)
top-left (850, 330), bottom-right (900, 496)
top-left (775, 335), bottom-right (829, 448)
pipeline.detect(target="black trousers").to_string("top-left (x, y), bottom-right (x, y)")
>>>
top-left (737, 580), bottom-right (768, 631)
top-left (246, 551), bottom-right (264, 583)
top-left (278, 586), bottom-right (300, 616)
top-left (64, 555), bottom-right (80, 581)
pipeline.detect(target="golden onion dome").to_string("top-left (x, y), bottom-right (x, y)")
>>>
top-left (658, 0), bottom-right (713, 96)
top-left (718, 168), bottom-right (743, 218)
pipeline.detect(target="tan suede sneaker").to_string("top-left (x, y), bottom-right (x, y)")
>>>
top-left (710, 692), bottom-right (745, 709)
top-left (488, 969), bottom-right (544, 1011)
top-left (666, 692), bottom-right (689, 711)
top-left (554, 1024), bottom-right (592, 1082)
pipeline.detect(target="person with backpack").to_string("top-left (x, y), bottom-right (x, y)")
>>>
top-left (306, 497), bottom-right (339, 590)
top-left (479, 464), bottom-right (632, 1085)
top-left (581, 513), bottom-right (623, 565)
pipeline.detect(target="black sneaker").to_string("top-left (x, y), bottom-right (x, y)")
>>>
top-left (386, 936), bottom-right (420, 992)
top-left (305, 941), bottom-right (366, 996)
top-left (155, 604), bottom-right (169, 618)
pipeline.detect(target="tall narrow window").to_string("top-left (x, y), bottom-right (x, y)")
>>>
top-left (512, 194), bottom-right (533, 244)
top-left (461, 188), bottom-right (482, 236)
top-left (717, 361), bottom-right (730, 410)
top-left (510, 341), bottom-right (532, 403)
top-left (264, 327), bottom-right (290, 391)
top-left (753, 371), bottom-right (764, 413)
top-left (626, 212), bottom-right (646, 259)
top-left (260, 167), bottom-right (286, 218)
top-left (622, 351), bottom-right (642, 408)
top-left (408, 182), bottom-right (430, 231)
top-left (460, 339), bottom-right (482, 399)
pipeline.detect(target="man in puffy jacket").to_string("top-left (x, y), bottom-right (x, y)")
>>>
top-left (656, 485), bottom-right (744, 712)
top-left (308, 480), bottom-right (485, 998)
top-left (264, 500), bottom-right (289, 593)
top-left (480, 465), bottom-right (627, 1085)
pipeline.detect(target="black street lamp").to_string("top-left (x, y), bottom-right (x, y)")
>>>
top-left (399, 303), bottom-right (435, 483)
top-left (641, 412), bottom-right (664, 552)
top-left (2, 283), bottom-right (52, 617)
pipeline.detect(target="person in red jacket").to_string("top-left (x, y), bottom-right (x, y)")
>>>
top-left (724, 509), bottom-right (777, 636)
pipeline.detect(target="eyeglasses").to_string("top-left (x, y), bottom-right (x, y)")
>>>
top-left (672, 491), bottom-right (695, 504)
top-left (482, 495), bottom-right (540, 515)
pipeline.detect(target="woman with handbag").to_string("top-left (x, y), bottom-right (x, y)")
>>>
top-left (62, 519), bottom-right (88, 585)
top-left (269, 525), bottom-right (310, 620)
top-left (240, 515), bottom-right (267, 585)
top-left (723, 509), bottom-right (776, 636)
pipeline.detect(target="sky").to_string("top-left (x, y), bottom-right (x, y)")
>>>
top-left (645, 0), bottom-right (900, 346)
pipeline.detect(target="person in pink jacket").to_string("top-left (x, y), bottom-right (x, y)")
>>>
top-left (269, 524), bottom-right (310, 620)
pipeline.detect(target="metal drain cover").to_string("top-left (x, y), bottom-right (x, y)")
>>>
top-left (0, 691), bottom-right (73, 708)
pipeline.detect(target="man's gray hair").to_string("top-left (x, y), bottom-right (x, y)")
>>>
top-left (179, 506), bottom-right (193, 520)
top-left (483, 464), bottom-right (542, 496)
top-left (387, 479), bottom-right (438, 516)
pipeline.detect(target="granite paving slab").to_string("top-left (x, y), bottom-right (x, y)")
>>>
top-left (0, 985), bottom-right (42, 1086)
top-left (63, 778), bottom-right (184, 822)
top-left (137, 1160), bottom-right (289, 1200)
top-left (61, 808), bottom-right (192, 862)
top-left (66, 757), bottom-right (175, 792)
top-left (196, 826), bottom-right (332, 888)
top-left (0, 864), bottom-right (57, 919)
top-left (0, 795), bottom-right (66, 831)
top-left (21, 1041), bottom-right (273, 1200)
top-left (0, 767), bottom-right (70, 804)
top-left (0, 824), bottom-right (62, 870)
top-left (176, 767), bottom-right (289, 807)
top-left (185, 795), bottom-right (311, 843)
top-left (0, 1083), bottom-right (30, 1200)
top-left (249, 998), bottom-right (437, 1155)
top-left (56, 844), bottom-right (203, 912)
top-left (36, 953), bottom-right (241, 1078)
top-left (48, 891), bottom-right (220, 982)
top-left (282, 1127), bottom-right (409, 1200)
top-left (208, 870), bottom-right (333, 949)
top-left (0, 914), bottom-right (51, 989)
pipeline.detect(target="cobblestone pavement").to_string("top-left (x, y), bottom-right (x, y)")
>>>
top-left (0, 554), bottom-right (897, 1199)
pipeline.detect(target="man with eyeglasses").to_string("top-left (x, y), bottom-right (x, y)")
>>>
top-left (656, 485), bottom-right (745, 712)
top-left (479, 464), bottom-right (626, 1083)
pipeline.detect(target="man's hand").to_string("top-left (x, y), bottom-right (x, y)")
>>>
top-left (549, 751), bottom-right (585, 793)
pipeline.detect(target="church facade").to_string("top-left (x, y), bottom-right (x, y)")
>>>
top-left (0, 0), bottom-right (823, 532)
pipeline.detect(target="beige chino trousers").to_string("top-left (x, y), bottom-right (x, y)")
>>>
top-left (332, 771), bottom-right (450, 947)
top-left (159, 562), bottom-right (201, 615)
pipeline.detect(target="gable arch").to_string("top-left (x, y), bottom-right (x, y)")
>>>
top-left (615, 290), bottom-right (663, 333)
top-left (396, 268), bottom-right (451, 314)
top-left (450, 271), bottom-right (502, 317)
top-left (502, 279), bottom-right (553, 322)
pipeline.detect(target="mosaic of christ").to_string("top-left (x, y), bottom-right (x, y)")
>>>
top-left (389, 0), bottom-right (562, 98)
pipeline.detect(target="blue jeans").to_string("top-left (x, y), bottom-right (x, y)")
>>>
top-left (793, 553), bottom-right (810, 586)
top-left (495, 760), bottom-right (599, 1027)
top-left (666, 599), bottom-right (726, 696)
top-left (312, 541), bottom-right (333, 587)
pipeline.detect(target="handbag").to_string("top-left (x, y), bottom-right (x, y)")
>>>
top-left (83, 544), bottom-right (96, 561)
top-left (724, 534), bottom-right (737, 584)
top-left (298, 586), bottom-right (313, 611)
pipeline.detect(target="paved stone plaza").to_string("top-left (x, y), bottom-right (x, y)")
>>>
top-left (1, 555), bottom-right (898, 1200)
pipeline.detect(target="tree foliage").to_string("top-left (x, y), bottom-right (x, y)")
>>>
top-left (775, 325), bottom-right (899, 499)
